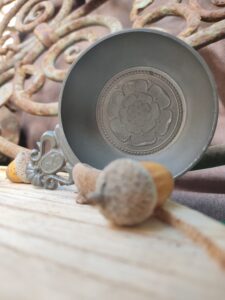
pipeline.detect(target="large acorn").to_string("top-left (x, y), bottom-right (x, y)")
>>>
top-left (73, 159), bottom-right (174, 226)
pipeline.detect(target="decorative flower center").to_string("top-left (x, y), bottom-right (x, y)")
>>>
top-left (96, 67), bottom-right (185, 155)
top-left (127, 96), bottom-right (151, 126)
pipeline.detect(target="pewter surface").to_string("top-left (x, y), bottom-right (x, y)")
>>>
top-left (26, 126), bottom-right (73, 190)
top-left (96, 67), bottom-right (185, 155)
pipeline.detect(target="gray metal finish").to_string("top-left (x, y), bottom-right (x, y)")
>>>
top-left (26, 125), bottom-right (73, 189)
top-left (59, 29), bottom-right (218, 177)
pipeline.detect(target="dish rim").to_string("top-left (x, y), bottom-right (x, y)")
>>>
top-left (59, 28), bottom-right (218, 177)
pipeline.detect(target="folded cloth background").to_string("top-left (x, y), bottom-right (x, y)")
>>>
top-left (174, 166), bottom-right (225, 221)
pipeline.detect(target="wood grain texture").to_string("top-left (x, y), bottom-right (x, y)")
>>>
top-left (0, 166), bottom-right (225, 300)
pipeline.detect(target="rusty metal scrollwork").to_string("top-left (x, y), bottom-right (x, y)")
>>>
top-left (0, 0), bottom-right (116, 108)
top-left (13, 64), bottom-right (58, 116)
top-left (42, 14), bottom-right (122, 82)
top-left (189, 0), bottom-right (225, 21)
top-left (133, 2), bottom-right (201, 38)
top-left (0, 0), bottom-right (121, 159)
top-left (131, 0), bottom-right (225, 47)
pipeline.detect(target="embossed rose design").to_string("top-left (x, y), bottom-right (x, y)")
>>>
top-left (107, 79), bottom-right (173, 146)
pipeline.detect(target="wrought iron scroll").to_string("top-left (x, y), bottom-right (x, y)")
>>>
top-left (0, 0), bottom-right (122, 160)
top-left (131, 0), bottom-right (225, 48)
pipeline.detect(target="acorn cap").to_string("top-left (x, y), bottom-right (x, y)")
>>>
top-left (140, 162), bottom-right (174, 208)
top-left (6, 151), bottom-right (31, 183)
top-left (6, 160), bottom-right (22, 183)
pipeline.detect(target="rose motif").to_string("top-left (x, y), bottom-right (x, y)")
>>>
top-left (108, 79), bottom-right (173, 146)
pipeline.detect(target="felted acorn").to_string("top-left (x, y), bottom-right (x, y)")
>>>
top-left (6, 151), bottom-right (31, 184)
top-left (73, 159), bottom-right (174, 226)
top-left (89, 159), bottom-right (158, 226)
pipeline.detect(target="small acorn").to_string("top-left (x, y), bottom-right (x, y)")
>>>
top-left (6, 151), bottom-right (31, 184)
top-left (73, 163), bottom-right (101, 204)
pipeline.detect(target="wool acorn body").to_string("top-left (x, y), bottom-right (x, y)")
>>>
top-left (89, 159), bottom-right (158, 226)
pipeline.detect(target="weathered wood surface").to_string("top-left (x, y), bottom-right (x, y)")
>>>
top-left (0, 166), bottom-right (225, 300)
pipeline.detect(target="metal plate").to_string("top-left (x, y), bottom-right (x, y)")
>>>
top-left (59, 29), bottom-right (218, 177)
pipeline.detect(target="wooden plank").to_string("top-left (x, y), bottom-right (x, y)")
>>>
top-left (0, 166), bottom-right (225, 300)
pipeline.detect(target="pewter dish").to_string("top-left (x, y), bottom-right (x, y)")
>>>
top-left (59, 29), bottom-right (218, 177)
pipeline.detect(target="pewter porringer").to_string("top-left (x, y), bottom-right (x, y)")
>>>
top-left (27, 29), bottom-right (219, 189)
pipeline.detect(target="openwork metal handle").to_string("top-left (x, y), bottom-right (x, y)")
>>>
top-left (26, 125), bottom-right (73, 189)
